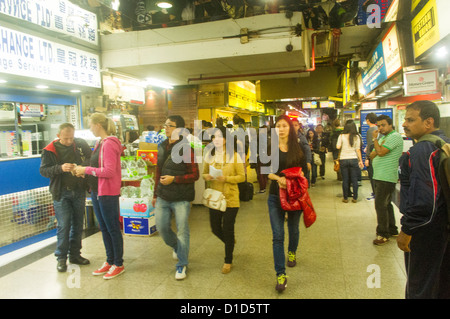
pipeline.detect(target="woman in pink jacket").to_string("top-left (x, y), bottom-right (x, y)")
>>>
top-left (75, 113), bottom-right (124, 279)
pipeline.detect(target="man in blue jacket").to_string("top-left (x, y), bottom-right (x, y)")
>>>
top-left (398, 100), bottom-right (450, 299)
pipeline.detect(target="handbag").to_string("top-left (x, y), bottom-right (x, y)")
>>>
top-left (202, 188), bottom-right (227, 212)
top-left (313, 153), bottom-right (322, 166)
top-left (333, 160), bottom-right (340, 172)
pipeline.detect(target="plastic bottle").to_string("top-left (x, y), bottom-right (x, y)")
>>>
top-left (127, 157), bottom-right (138, 179)
top-left (137, 157), bottom-right (147, 178)
top-left (121, 158), bottom-right (128, 179)
top-left (140, 175), bottom-right (153, 198)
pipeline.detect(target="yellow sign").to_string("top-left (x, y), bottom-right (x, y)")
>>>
top-left (228, 81), bottom-right (257, 111)
top-left (411, 0), bottom-right (440, 58)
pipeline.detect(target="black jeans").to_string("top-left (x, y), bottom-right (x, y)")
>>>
top-left (209, 207), bottom-right (239, 264)
top-left (373, 180), bottom-right (398, 238)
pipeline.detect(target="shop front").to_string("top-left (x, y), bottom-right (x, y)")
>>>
top-left (0, 0), bottom-right (101, 254)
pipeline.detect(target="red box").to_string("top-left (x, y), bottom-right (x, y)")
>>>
top-left (137, 150), bottom-right (158, 165)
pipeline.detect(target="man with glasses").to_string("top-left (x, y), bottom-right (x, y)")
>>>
top-left (152, 115), bottom-right (199, 280)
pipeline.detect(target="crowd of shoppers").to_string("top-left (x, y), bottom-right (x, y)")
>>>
top-left (39, 100), bottom-right (449, 298)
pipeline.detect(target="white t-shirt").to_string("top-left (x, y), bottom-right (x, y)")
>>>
top-left (336, 134), bottom-right (361, 160)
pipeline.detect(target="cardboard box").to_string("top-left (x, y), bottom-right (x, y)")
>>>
top-left (120, 197), bottom-right (154, 218)
top-left (123, 215), bottom-right (157, 236)
top-left (137, 150), bottom-right (158, 165)
top-left (138, 142), bottom-right (158, 150)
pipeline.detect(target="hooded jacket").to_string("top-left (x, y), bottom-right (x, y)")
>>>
top-left (40, 138), bottom-right (92, 201)
top-left (84, 136), bottom-right (122, 196)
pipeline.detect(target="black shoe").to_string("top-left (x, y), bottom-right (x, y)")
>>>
top-left (57, 259), bottom-right (67, 272)
top-left (69, 256), bottom-right (90, 265)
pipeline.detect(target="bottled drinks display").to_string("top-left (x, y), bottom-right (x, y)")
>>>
top-left (121, 156), bottom-right (148, 180)
top-left (120, 174), bottom-right (155, 199)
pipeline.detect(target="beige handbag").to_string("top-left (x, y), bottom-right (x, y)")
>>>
top-left (202, 188), bottom-right (227, 212)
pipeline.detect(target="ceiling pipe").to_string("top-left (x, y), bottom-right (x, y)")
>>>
top-left (187, 32), bottom-right (319, 84)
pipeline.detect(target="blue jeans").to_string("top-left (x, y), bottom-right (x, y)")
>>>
top-left (267, 194), bottom-right (301, 276)
top-left (155, 197), bottom-right (191, 268)
top-left (340, 158), bottom-right (359, 200)
top-left (91, 192), bottom-right (123, 267)
top-left (53, 189), bottom-right (86, 260)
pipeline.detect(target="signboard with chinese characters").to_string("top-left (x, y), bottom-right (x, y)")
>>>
top-left (403, 69), bottom-right (439, 96)
top-left (0, 26), bottom-right (101, 88)
top-left (0, 0), bottom-right (98, 46)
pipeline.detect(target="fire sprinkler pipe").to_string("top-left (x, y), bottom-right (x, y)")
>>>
top-left (187, 32), bottom-right (319, 84)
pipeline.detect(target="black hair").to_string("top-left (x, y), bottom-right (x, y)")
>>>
top-left (376, 115), bottom-right (393, 126)
top-left (167, 115), bottom-right (185, 128)
top-left (406, 100), bottom-right (440, 128)
top-left (343, 121), bottom-right (358, 147)
top-left (365, 112), bottom-right (377, 124)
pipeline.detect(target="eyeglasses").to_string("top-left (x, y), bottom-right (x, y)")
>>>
top-left (163, 124), bottom-right (176, 128)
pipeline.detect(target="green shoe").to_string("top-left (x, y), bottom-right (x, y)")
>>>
top-left (276, 274), bottom-right (288, 292)
top-left (287, 251), bottom-right (297, 267)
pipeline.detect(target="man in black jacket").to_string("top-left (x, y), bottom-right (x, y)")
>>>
top-left (398, 100), bottom-right (450, 299)
top-left (40, 123), bottom-right (92, 272)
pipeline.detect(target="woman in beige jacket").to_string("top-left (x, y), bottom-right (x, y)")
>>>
top-left (203, 126), bottom-right (245, 274)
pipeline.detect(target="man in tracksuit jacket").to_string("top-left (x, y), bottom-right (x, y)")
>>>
top-left (40, 123), bottom-right (92, 272)
top-left (398, 100), bottom-right (450, 299)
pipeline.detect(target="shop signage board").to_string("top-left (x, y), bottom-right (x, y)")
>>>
top-left (0, 0), bottom-right (98, 46)
top-left (411, 0), bottom-right (450, 59)
top-left (362, 22), bottom-right (402, 94)
top-left (0, 26), bottom-right (101, 88)
top-left (362, 43), bottom-right (387, 94)
top-left (403, 69), bottom-right (439, 96)
top-left (357, 0), bottom-right (392, 26)
top-left (19, 103), bottom-right (44, 117)
top-left (382, 24), bottom-right (402, 78)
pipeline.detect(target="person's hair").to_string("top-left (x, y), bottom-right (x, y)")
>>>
top-left (365, 112), bottom-right (377, 124)
top-left (168, 115), bottom-right (185, 128)
top-left (343, 121), bottom-right (358, 147)
top-left (146, 125), bottom-right (155, 131)
top-left (90, 113), bottom-right (116, 135)
top-left (376, 114), bottom-right (393, 126)
top-left (273, 115), bottom-right (304, 168)
top-left (58, 123), bottom-right (75, 133)
top-left (406, 100), bottom-right (440, 128)
top-left (332, 119), bottom-right (341, 127)
top-left (307, 128), bottom-right (318, 143)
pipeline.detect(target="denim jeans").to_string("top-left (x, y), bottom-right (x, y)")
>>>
top-left (91, 192), bottom-right (123, 267)
top-left (53, 189), bottom-right (86, 260)
top-left (155, 197), bottom-right (191, 268)
top-left (267, 194), bottom-right (301, 275)
top-left (340, 158), bottom-right (360, 200)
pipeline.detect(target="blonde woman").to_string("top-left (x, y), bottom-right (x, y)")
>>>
top-left (75, 113), bottom-right (124, 279)
top-left (203, 126), bottom-right (245, 274)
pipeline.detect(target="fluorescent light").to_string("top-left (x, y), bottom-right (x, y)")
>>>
top-left (385, 89), bottom-right (394, 93)
top-left (0, 79), bottom-right (7, 83)
top-left (436, 46), bottom-right (448, 58)
top-left (391, 86), bottom-right (401, 89)
top-left (70, 89), bottom-right (81, 93)
top-left (145, 78), bottom-right (174, 89)
top-left (156, 1), bottom-right (172, 8)
top-left (36, 85), bottom-right (48, 89)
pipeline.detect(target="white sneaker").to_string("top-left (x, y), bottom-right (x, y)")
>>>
top-left (172, 250), bottom-right (178, 260)
top-left (175, 266), bottom-right (186, 280)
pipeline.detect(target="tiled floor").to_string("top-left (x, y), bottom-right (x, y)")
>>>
top-left (0, 155), bottom-right (407, 299)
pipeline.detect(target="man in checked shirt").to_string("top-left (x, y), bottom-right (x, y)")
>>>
top-left (152, 115), bottom-right (199, 280)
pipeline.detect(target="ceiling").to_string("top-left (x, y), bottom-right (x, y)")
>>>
top-left (101, 14), bottom-right (384, 87)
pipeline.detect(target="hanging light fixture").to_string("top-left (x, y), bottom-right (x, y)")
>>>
top-left (156, 1), bottom-right (173, 8)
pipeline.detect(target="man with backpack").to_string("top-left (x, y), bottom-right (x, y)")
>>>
top-left (398, 100), bottom-right (450, 299)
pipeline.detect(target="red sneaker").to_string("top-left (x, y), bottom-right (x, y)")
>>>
top-left (92, 262), bottom-right (111, 276)
top-left (103, 265), bottom-right (125, 280)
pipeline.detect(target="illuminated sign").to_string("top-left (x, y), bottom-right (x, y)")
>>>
top-left (0, 0), bottom-right (98, 45)
top-left (0, 26), bottom-right (101, 88)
